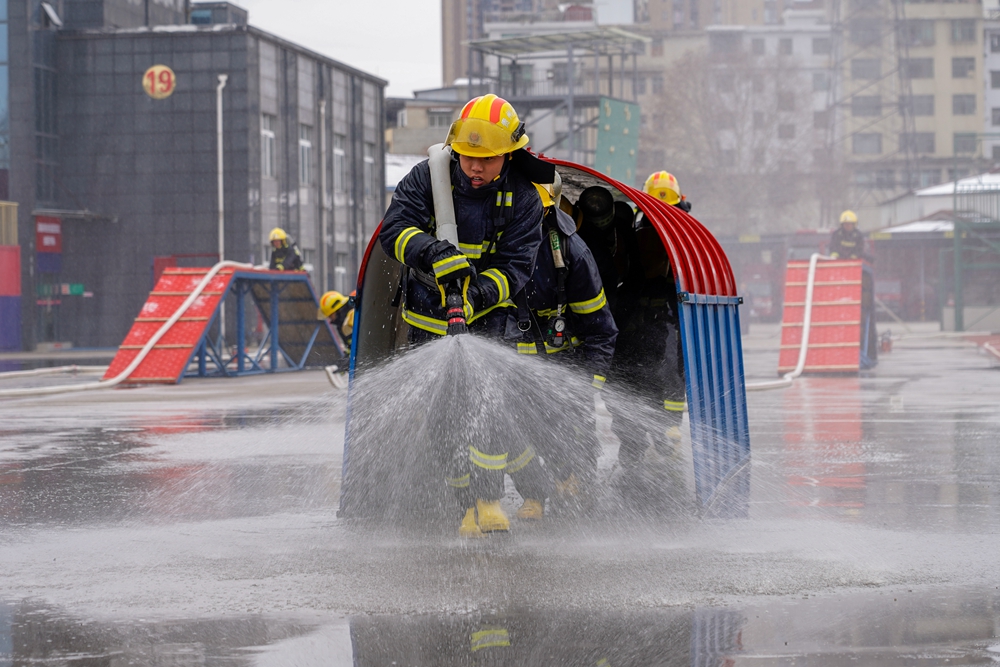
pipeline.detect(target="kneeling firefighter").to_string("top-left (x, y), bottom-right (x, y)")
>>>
top-left (318, 290), bottom-right (355, 352)
top-left (378, 93), bottom-right (552, 537)
top-left (511, 182), bottom-right (618, 518)
top-left (605, 215), bottom-right (686, 500)
top-left (268, 227), bottom-right (304, 271)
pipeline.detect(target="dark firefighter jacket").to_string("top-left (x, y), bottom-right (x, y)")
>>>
top-left (829, 226), bottom-right (867, 260)
top-left (519, 208), bottom-right (618, 386)
top-left (608, 270), bottom-right (686, 407)
top-left (379, 156), bottom-right (543, 336)
top-left (270, 243), bottom-right (304, 271)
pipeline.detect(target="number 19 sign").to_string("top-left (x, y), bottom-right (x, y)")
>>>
top-left (143, 65), bottom-right (176, 99)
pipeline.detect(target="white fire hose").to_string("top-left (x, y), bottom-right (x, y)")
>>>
top-left (745, 253), bottom-right (830, 391)
top-left (0, 261), bottom-right (253, 399)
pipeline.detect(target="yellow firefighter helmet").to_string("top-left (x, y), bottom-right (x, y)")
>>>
top-left (839, 210), bottom-right (858, 224)
top-left (446, 94), bottom-right (529, 158)
top-left (643, 171), bottom-right (681, 206)
top-left (318, 291), bottom-right (349, 320)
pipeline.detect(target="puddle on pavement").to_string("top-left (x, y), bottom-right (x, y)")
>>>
top-left (2, 587), bottom-right (998, 666)
top-left (0, 403), bottom-right (340, 526)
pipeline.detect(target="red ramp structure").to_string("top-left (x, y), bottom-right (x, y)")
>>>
top-left (104, 265), bottom-right (344, 384)
top-left (778, 258), bottom-right (877, 375)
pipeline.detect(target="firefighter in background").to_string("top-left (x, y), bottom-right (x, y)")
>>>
top-left (829, 210), bottom-right (867, 259)
top-left (318, 290), bottom-right (355, 352)
top-left (510, 184), bottom-right (618, 519)
top-left (268, 227), bottom-right (304, 271)
top-left (643, 170), bottom-right (691, 213)
top-left (378, 93), bottom-right (548, 537)
top-left (602, 171), bottom-right (690, 501)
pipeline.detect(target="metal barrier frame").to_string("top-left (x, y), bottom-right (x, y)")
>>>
top-left (187, 270), bottom-right (343, 378)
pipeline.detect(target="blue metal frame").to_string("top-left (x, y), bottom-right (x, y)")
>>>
top-left (678, 293), bottom-right (751, 518)
top-left (182, 270), bottom-right (344, 379)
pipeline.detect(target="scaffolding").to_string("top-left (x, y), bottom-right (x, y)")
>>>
top-left (467, 27), bottom-right (648, 163)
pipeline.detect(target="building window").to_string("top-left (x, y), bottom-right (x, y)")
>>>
top-left (918, 169), bottom-right (940, 188)
top-left (852, 95), bottom-right (881, 117)
top-left (363, 141), bottom-right (376, 198)
top-left (261, 114), bottom-right (276, 179)
top-left (813, 110), bottom-right (831, 130)
top-left (333, 133), bottom-right (346, 193)
top-left (954, 133), bottom-right (977, 154)
top-left (651, 38), bottom-right (664, 56)
top-left (874, 170), bottom-right (895, 188)
top-left (778, 91), bottom-right (795, 111)
top-left (779, 38), bottom-right (792, 55)
top-left (852, 133), bottom-right (882, 155)
top-left (427, 110), bottom-right (453, 128)
top-left (850, 19), bottom-right (882, 47)
top-left (992, 71), bottom-right (1000, 89)
top-left (709, 32), bottom-right (741, 54)
top-left (952, 57), bottom-right (975, 78)
top-left (901, 95), bottom-right (934, 116)
top-left (635, 76), bottom-right (646, 95)
top-left (903, 58), bottom-right (933, 79)
top-left (951, 19), bottom-right (976, 44)
top-left (812, 38), bottom-right (830, 55)
top-left (812, 72), bottom-right (829, 91)
top-left (953, 94), bottom-right (976, 116)
top-left (396, 109), bottom-right (407, 128)
top-left (993, 146), bottom-right (1000, 161)
top-left (299, 125), bottom-right (313, 185)
top-left (778, 124), bottom-right (795, 140)
top-left (992, 109), bottom-right (1000, 127)
top-left (852, 58), bottom-right (881, 80)
top-left (902, 20), bottom-right (935, 47)
top-left (900, 132), bottom-right (935, 154)
top-left (751, 38), bottom-right (764, 55)
top-left (651, 74), bottom-right (664, 94)
top-left (991, 34), bottom-right (1000, 53)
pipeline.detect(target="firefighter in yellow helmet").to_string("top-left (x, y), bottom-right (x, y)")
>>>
top-left (318, 290), bottom-right (355, 351)
top-left (268, 227), bottom-right (304, 271)
top-left (378, 93), bottom-right (554, 537)
top-left (829, 210), bottom-right (867, 260)
top-left (643, 171), bottom-right (692, 213)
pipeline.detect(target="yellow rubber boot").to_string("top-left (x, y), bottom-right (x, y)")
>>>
top-left (516, 498), bottom-right (544, 520)
top-left (475, 499), bottom-right (510, 533)
top-left (555, 473), bottom-right (580, 498)
top-left (459, 507), bottom-right (484, 538)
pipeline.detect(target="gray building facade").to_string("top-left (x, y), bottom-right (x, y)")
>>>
top-left (4, 0), bottom-right (385, 349)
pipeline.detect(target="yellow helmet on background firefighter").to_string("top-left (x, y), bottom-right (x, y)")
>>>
top-left (446, 94), bottom-right (529, 158)
top-left (318, 291), bottom-right (349, 320)
top-left (839, 210), bottom-right (858, 224)
top-left (269, 227), bottom-right (288, 245)
top-left (643, 171), bottom-right (681, 206)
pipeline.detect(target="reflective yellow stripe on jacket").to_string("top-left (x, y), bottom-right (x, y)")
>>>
top-left (569, 288), bottom-right (607, 315)
top-left (393, 226), bottom-right (423, 264)
top-left (471, 628), bottom-right (510, 652)
top-left (664, 399), bottom-right (686, 412)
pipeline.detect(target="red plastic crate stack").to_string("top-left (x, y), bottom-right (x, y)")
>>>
top-left (778, 260), bottom-right (863, 375)
top-left (102, 267), bottom-right (234, 384)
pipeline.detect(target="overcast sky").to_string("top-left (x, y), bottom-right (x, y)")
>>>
top-left (234, 0), bottom-right (443, 97)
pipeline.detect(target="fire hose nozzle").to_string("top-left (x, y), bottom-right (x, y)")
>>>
top-left (445, 282), bottom-right (468, 336)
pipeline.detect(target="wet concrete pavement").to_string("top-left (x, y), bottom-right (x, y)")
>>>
top-left (0, 325), bottom-right (998, 665)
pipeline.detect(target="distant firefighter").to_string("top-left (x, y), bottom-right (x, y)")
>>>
top-left (829, 210), bottom-right (867, 260)
top-left (268, 227), bottom-right (304, 271)
top-left (643, 170), bottom-right (691, 212)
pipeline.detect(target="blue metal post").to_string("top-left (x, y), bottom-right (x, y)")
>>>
top-left (236, 280), bottom-right (246, 374)
top-left (270, 280), bottom-right (279, 371)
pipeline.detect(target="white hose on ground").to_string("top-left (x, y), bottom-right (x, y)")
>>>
top-left (427, 142), bottom-right (459, 246)
top-left (0, 260), bottom-right (253, 399)
top-left (746, 252), bottom-right (831, 392)
top-left (0, 365), bottom-right (107, 380)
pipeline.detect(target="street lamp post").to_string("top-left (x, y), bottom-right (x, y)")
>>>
top-left (216, 73), bottom-right (228, 341)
